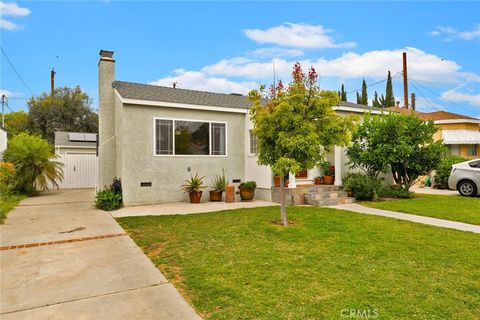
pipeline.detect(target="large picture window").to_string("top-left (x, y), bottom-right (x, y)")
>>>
top-left (155, 118), bottom-right (226, 156)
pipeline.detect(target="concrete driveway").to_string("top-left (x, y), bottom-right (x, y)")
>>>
top-left (0, 189), bottom-right (200, 319)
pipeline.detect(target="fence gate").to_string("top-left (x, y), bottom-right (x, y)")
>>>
top-left (58, 153), bottom-right (98, 188)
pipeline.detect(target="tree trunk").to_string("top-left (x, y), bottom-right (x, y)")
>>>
top-left (280, 175), bottom-right (287, 226)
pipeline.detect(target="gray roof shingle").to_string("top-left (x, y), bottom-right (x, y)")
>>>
top-left (113, 81), bottom-right (252, 109)
top-left (54, 131), bottom-right (97, 148)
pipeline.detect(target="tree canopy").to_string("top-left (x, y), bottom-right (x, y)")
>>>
top-left (27, 86), bottom-right (98, 143)
top-left (2, 111), bottom-right (28, 136)
top-left (248, 63), bottom-right (356, 225)
top-left (347, 112), bottom-right (447, 190)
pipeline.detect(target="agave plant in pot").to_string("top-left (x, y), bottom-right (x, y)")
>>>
top-left (238, 181), bottom-right (257, 201)
top-left (181, 173), bottom-right (206, 203)
top-left (209, 169), bottom-right (227, 201)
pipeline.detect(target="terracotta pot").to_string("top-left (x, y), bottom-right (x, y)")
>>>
top-left (209, 190), bottom-right (222, 202)
top-left (239, 188), bottom-right (255, 201)
top-left (314, 177), bottom-right (322, 185)
top-left (347, 190), bottom-right (354, 197)
top-left (273, 176), bottom-right (281, 187)
top-left (188, 191), bottom-right (203, 203)
top-left (323, 175), bottom-right (334, 185)
top-left (284, 180), bottom-right (289, 187)
top-left (225, 185), bottom-right (235, 203)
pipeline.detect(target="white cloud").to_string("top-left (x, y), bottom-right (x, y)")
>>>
top-left (244, 23), bottom-right (356, 49)
top-left (0, 18), bottom-right (18, 30)
top-left (0, 2), bottom-right (30, 30)
top-left (149, 69), bottom-right (258, 94)
top-left (0, 2), bottom-right (30, 16)
top-left (248, 47), bottom-right (304, 58)
top-left (430, 24), bottom-right (480, 41)
top-left (0, 89), bottom-right (14, 97)
top-left (441, 89), bottom-right (480, 107)
top-left (201, 47), bottom-right (479, 85)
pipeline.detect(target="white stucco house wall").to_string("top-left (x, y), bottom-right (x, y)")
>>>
top-left (0, 127), bottom-right (7, 160)
top-left (97, 50), bottom-right (383, 206)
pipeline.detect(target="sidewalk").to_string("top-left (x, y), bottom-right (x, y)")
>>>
top-left (329, 203), bottom-right (480, 234)
top-left (0, 189), bottom-right (201, 319)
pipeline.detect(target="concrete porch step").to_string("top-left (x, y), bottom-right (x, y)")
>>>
top-left (304, 191), bottom-right (349, 201)
top-left (307, 197), bottom-right (356, 206)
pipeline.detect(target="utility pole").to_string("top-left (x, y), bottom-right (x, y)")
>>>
top-left (1, 95), bottom-right (6, 127)
top-left (51, 68), bottom-right (56, 97)
top-left (402, 52), bottom-right (408, 109)
top-left (411, 93), bottom-right (416, 111)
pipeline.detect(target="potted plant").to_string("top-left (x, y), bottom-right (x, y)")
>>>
top-left (181, 173), bottom-right (205, 203)
top-left (273, 176), bottom-right (281, 187)
top-left (209, 169), bottom-right (226, 201)
top-left (238, 181), bottom-right (256, 201)
top-left (320, 161), bottom-right (335, 185)
top-left (314, 176), bottom-right (322, 185)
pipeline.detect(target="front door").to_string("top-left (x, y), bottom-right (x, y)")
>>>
top-left (295, 170), bottom-right (308, 178)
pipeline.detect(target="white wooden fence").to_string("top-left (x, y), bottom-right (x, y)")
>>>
top-left (57, 153), bottom-right (98, 189)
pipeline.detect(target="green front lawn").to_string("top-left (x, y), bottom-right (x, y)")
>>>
top-left (118, 206), bottom-right (480, 319)
top-left (0, 194), bottom-right (26, 224)
top-left (362, 194), bottom-right (480, 225)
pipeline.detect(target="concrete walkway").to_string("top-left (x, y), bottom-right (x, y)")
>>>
top-left (330, 203), bottom-right (480, 234)
top-left (112, 199), bottom-right (277, 218)
top-left (0, 189), bottom-right (201, 319)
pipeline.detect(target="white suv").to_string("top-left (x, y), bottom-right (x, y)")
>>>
top-left (448, 159), bottom-right (480, 197)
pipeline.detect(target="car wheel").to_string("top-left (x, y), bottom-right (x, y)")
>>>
top-left (457, 180), bottom-right (477, 197)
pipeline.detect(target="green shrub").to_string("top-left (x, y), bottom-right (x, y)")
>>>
top-left (435, 155), bottom-right (467, 188)
top-left (3, 133), bottom-right (63, 195)
top-left (239, 181), bottom-right (257, 190)
top-left (342, 172), bottom-right (380, 201)
top-left (95, 189), bottom-right (122, 211)
top-left (0, 162), bottom-right (16, 195)
top-left (378, 185), bottom-right (414, 199)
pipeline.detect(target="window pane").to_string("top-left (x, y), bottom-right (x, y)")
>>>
top-left (211, 123), bottom-right (226, 155)
top-left (249, 130), bottom-right (257, 154)
top-left (175, 121), bottom-right (210, 155)
top-left (156, 119), bottom-right (173, 155)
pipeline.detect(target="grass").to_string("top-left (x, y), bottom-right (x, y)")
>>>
top-left (118, 206), bottom-right (480, 319)
top-left (0, 194), bottom-right (26, 224)
top-left (362, 194), bottom-right (480, 225)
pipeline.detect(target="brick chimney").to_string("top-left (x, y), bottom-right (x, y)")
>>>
top-left (98, 50), bottom-right (116, 188)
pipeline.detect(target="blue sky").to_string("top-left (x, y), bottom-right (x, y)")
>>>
top-left (1, 1), bottom-right (479, 117)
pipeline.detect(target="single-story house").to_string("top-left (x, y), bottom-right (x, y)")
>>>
top-left (97, 50), bottom-right (386, 206)
top-left (54, 131), bottom-right (98, 189)
top-left (387, 107), bottom-right (480, 158)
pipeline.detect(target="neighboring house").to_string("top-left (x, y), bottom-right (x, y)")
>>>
top-left (97, 50), bottom-right (384, 206)
top-left (54, 131), bottom-right (98, 189)
top-left (0, 127), bottom-right (6, 160)
top-left (388, 107), bottom-right (480, 159)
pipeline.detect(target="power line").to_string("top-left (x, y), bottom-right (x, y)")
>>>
top-left (1, 46), bottom-right (35, 96)
top-left (346, 78), bottom-right (387, 94)
top-left (408, 76), bottom-right (478, 115)
top-left (407, 79), bottom-right (441, 111)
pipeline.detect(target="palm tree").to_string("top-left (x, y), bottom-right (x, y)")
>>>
top-left (3, 133), bottom-right (63, 194)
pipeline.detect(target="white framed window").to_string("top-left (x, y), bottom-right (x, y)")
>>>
top-left (154, 118), bottom-right (227, 156)
top-left (249, 130), bottom-right (257, 155)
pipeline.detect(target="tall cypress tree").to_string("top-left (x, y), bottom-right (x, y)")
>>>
top-left (360, 79), bottom-right (368, 105)
top-left (379, 94), bottom-right (386, 108)
top-left (356, 92), bottom-right (361, 104)
top-left (372, 91), bottom-right (380, 108)
top-left (385, 71), bottom-right (395, 107)
top-left (340, 83), bottom-right (347, 101)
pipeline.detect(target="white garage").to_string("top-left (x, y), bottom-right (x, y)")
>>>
top-left (54, 132), bottom-right (98, 189)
